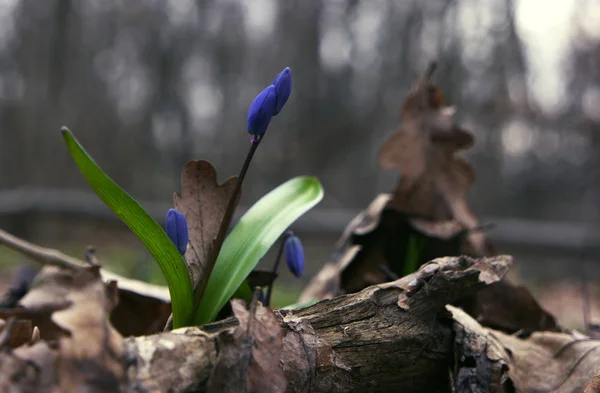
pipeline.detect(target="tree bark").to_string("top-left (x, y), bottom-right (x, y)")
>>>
top-left (125, 255), bottom-right (512, 393)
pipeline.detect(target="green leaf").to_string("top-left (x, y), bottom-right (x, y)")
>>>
top-left (194, 176), bottom-right (323, 325)
top-left (403, 234), bottom-right (425, 276)
top-left (61, 127), bottom-right (194, 328)
top-left (233, 280), bottom-right (253, 302)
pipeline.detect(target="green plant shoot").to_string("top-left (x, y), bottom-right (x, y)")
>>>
top-left (62, 127), bottom-right (194, 328)
top-left (403, 234), bottom-right (425, 276)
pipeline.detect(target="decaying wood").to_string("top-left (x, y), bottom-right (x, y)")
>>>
top-left (2, 254), bottom-right (600, 392)
top-left (126, 255), bottom-right (511, 393)
top-left (451, 305), bottom-right (600, 393)
top-left (124, 255), bottom-right (600, 393)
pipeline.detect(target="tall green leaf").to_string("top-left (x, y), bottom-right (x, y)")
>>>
top-left (61, 127), bottom-right (194, 328)
top-left (194, 176), bottom-right (323, 324)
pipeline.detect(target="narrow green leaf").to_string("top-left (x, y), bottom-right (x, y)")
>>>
top-left (403, 234), bottom-right (425, 276)
top-left (233, 281), bottom-right (253, 302)
top-left (61, 127), bottom-right (193, 328)
top-left (194, 176), bottom-right (323, 324)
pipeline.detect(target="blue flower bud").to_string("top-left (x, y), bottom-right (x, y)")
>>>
top-left (272, 67), bottom-right (291, 116)
top-left (284, 234), bottom-right (304, 278)
top-left (247, 85), bottom-right (276, 135)
top-left (166, 208), bottom-right (188, 255)
top-left (258, 289), bottom-right (266, 305)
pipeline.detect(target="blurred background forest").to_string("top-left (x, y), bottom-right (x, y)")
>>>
top-left (0, 0), bottom-right (599, 326)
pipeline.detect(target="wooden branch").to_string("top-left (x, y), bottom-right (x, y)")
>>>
top-left (0, 228), bottom-right (170, 302)
top-left (125, 255), bottom-right (512, 393)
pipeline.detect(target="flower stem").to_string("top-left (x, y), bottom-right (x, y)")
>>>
top-left (265, 230), bottom-right (293, 306)
top-left (265, 238), bottom-right (285, 307)
top-left (192, 135), bottom-right (262, 312)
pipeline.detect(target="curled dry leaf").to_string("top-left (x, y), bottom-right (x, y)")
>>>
top-left (0, 341), bottom-right (57, 393)
top-left (53, 267), bottom-right (124, 392)
top-left (0, 264), bottom-right (171, 337)
top-left (173, 160), bottom-right (237, 296)
top-left (454, 279), bottom-right (559, 333)
top-left (302, 65), bottom-right (498, 303)
top-left (377, 64), bottom-right (487, 255)
top-left (585, 374), bottom-right (600, 393)
top-left (301, 194), bottom-right (470, 302)
top-left (207, 298), bottom-right (287, 393)
top-left (0, 265), bottom-right (125, 392)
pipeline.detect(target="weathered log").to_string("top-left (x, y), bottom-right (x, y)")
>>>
top-left (125, 255), bottom-right (511, 393)
top-left (3, 254), bottom-right (599, 392)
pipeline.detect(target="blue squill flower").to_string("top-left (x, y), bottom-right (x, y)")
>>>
top-left (272, 67), bottom-right (291, 116)
top-left (284, 234), bottom-right (304, 278)
top-left (247, 85), bottom-right (276, 135)
top-left (166, 208), bottom-right (188, 255)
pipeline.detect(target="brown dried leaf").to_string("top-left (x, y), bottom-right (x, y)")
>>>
top-left (110, 288), bottom-right (171, 336)
top-left (0, 266), bottom-right (125, 392)
top-left (207, 298), bottom-right (287, 393)
top-left (585, 374), bottom-right (600, 393)
top-left (0, 341), bottom-right (57, 393)
top-left (53, 266), bottom-right (125, 392)
top-left (0, 318), bottom-right (32, 349)
top-left (0, 265), bottom-right (170, 338)
top-left (377, 65), bottom-right (487, 255)
top-left (455, 279), bottom-right (559, 333)
top-left (173, 160), bottom-right (237, 292)
top-left (300, 194), bottom-right (471, 302)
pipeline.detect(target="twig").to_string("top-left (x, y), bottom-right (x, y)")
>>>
top-left (425, 61), bottom-right (438, 81)
top-left (246, 287), bottom-right (262, 340)
top-left (580, 252), bottom-right (591, 335)
top-left (84, 246), bottom-right (100, 267)
top-left (0, 228), bottom-right (85, 271)
top-left (0, 228), bottom-right (171, 301)
top-left (377, 265), bottom-right (399, 281)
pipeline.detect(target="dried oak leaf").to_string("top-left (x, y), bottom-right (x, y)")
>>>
top-left (207, 298), bottom-right (287, 393)
top-left (53, 266), bottom-right (124, 392)
top-left (454, 279), bottom-right (559, 333)
top-left (1, 264), bottom-right (170, 338)
top-left (173, 160), bottom-right (237, 292)
top-left (110, 288), bottom-right (171, 336)
top-left (0, 341), bottom-right (57, 393)
top-left (0, 265), bottom-right (125, 392)
top-left (585, 374), bottom-right (600, 393)
top-left (12, 266), bottom-right (75, 340)
top-left (377, 65), bottom-right (487, 255)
